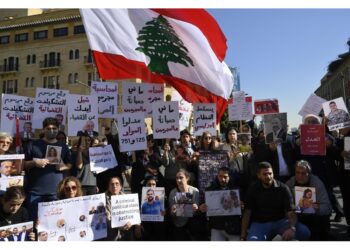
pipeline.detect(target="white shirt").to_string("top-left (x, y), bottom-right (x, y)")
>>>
top-left (276, 143), bottom-right (290, 176)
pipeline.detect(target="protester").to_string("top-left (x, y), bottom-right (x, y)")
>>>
top-left (57, 176), bottom-right (83, 200)
top-left (0, 132), bottom-right (21, 175)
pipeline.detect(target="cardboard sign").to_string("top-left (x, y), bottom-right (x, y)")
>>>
top-left (171, 90), bottom-right (192, 130)
top-left (300, 124), bottom-right (326, 156)
top-left (89, 144), bottom-right (118, 174)
top-left (298, 94), bottom-right (326, 117)
top-left (111, 193), bottom-right (141, 228)
top-left (228, 96), bottom-right (253, 121)
top-left (90, 81), bottom-right (118, 118)
top-left (193, 103), bottom-right (216, 136)
top-left (152, 101), bottom-right (180, 139)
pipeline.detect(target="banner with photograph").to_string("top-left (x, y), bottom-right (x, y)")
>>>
top-left (67, 94), bottom-right (99, 136)
top-left (141, 187), bottom-right (165, 222)
top-left (205, 190), bottom-right (241, 216)
top-left (152, 101), bottom-right (180, 139)
top-left (254, 99), bottom-right (279, 115)
top-left (295, 186), bottom-right (316, 214)
top-left (198, 151), bottom-right (229, 193)
top-left (90, 81), bottom-right (118, 118)
top-left (0, 221), bottom-right (33, 242)
top-left (37, 193), bottom-right (107, 241)
top-left (193, 103), bottom-right (216, 136)
top-left (174, 192), bottom-right (194, 217)
top-left (0, 94), bottom-right (34, 136)
top-left (298, 94), bottom-right (326, 117)
top-left (344, 137), bottom-right (350, 170)
top-left (171, 90), bottom-right (192, 130)
top-left (32, 88), bottom-right (68, 129)
top-left (300, 124), bottom-right (326, 156)
top-left (322, 97), bottom-right (350, 131)
top-left (89, 144), bottom-right (118, 174)
top-left (0, 176), bottom-right (24, 195)
top-left (117, 113), bottom-right (147, 152)
top-left (263, 112), bottom-right (288, 144)
top-left (228, 96), bottom-right (253, 121)
top-left (111, 193), bottom-right (141, 228)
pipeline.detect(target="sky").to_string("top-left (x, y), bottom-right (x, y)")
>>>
top-left (207, 9), bottom-right (350, 130)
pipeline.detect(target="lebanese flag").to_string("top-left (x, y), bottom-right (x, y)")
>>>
top-left (80, 9), bottom-right (233, 123)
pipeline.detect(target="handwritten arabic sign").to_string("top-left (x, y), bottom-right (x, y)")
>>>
top-left (298, 94), bottom-right (326, 117)
top-left (228, 96), bottom-right (253, 121)
top-left (89, 144), bottom-right (118, 174)
top-left (193, 103), bottom-right (216, 136)
top-left (300, 124), bottom-right (326, 156)
top-left (111, 193), bottom-right (141, 228)
top-left (67, 94), bottom-right (98, 136)
top-left (37, 193), bottom-right (107, 241)
top-left (171, 90), bottom-right (192, 130)
top-left (1, 94), bottom-right (34, 135)
top-left (32, 88), bottom-right (68, 129)
top-left (90, 81), bottom-right (118, 118)
top-left (254, 99), bottom-right (279, 115)
top-left (122, 82), bottom-right (164, 117)
top-left (152, 101), bottom-right (179, 139)
top-left (117, 113), bottom-right (147, 152)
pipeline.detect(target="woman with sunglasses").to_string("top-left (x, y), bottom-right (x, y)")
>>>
top-left (56, 176), bottom-right (83, 200)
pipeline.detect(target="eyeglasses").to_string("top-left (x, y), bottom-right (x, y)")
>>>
top-left (203, 137), bottom-right (212, 140)
top-left (64, 186), bottom-right (77, 192)
top-left (0, 141), bottom-right (11, 145)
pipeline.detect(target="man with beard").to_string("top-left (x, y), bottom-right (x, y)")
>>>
top-left (141, 189), bottom-right (164, 215)
top-left (266, 117), bottom-right (287, 143)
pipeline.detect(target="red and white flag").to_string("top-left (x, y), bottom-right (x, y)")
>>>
top-left (80, 9), bottom-right (233, 123)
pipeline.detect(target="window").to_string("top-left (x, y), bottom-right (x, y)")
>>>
top-left (34, 30), bottom-right (48, 40)
top-left (25, 77), bottom-right (29, 88)
top-left (44, 76), bottom-right (59, 89)
top-left (5, 57), bottom-right (18, 71)
top-left (88, 72), bottom-right (92, 86)
top-left (68, 73), bottom-right (73, 84)
top-left (32, 54), bottom-right (36, 64)
top-left (74, 25), bottom-right (85, 34)
top-left (27, 55), bottom-right (31, 64)
top-left (30, 77), bottom-right (35, 87)
top-left (53, 27), bottom-right (68, 37)
top-left (44, 52), bottom-right (60, 67)
top-left (69, 50), bottom-right (74, 60)
top-left (2, 80), bottom-right (17, 93)
top-left (0, 36), bottom-right (9, 44)
top-left (75, 49), bottom-right (79, 59)
top-left (15, 33), bottom-right (28, 42)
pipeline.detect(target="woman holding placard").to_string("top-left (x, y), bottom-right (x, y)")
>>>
top-left (56, 176), bottom-right (83, 200)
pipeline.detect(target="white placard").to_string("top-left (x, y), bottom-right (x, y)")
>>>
top-left (90, 81), bottom-right (118, 118)
top-left (32, 88), bottom-right (68, 129)
top-left (117, 113), bottom-right (147, 152)
top-left (0, 154), bottom-right (25, 160)
top-left (146, 83), bottom-right (164, 116)
top-left (111, 193), bottom-right (141, 228)
top-left (171, 90), bottom-right (192, 130)
top-left (67, 94), bottom-right (99, 136)
top-left (141, 187), bottom-right (165, 222)
top-left (152, 101), bottom-right (180, 139)
top-left (37, 193), bottom-right (107, 241)
top-left (298, 93), bottom-right (326, 117)
top-left (0, 176), bottom-right (24, 195)
top-left (89, 144), bottom-right (118, 174)
top-left (322, 97), bottom-right (350, 131)
top-left (205, 190), bottom-right (241, 216)
top-left (193, 103), bottom-right (216, 136)
top-left (232, 91), bottom-right (246, 104)
top-left (0, 94), bottom-right (34, 135)
top-left (295, 186), bottom-right (316, 214)
top-left (228, 96), bottom-right (253, 121)
top-left (0, 221), bottom-right (34, 241)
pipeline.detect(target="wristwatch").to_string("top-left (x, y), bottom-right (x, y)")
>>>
top-left (290, 226), bottom-right (296, 232)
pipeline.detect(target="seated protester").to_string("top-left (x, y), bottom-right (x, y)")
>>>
top-left (137, 175), bottom-right (167, 241)
top-left (286, 160), bottom-right (332, 240)
top-left (168, 169), bottom-right (207, 241)
top-left (199, 167), bottom-right (242, 241)
top-left (240, 162), bottom-right (310, 241)
top-left (0, 186), bottom-right (35, 241)
top-left (57, 176), bottom-right (83, 200)
top-left (105, 176), bottom-right (139, 241)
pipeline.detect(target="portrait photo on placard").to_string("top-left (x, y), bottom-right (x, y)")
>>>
top-left (45, 145), bottom-right (62, 164)
top-left (263, 112), bottom-right (288, 144)
top-left (322, 97), bottom-right (350, 131)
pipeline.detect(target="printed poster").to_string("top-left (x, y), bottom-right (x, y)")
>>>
top-left (37, 193), bottom-right (107, 241)
top-left (0, 221), bottom-right (34, 242)
top-left (90, 81), bottom-right (118, 118)
top-left (89, 144), bottom-right (118, 174)
top-left (174, 192), bottom-right (194, 217)
top-left (322, 97), bottom-right (350, 131)
top-left (111, 193), bottom-right (141, 228)
top-left (193, 103), bottom-right (216, 136)
top-left (152, 101), bottom-right (180, 139)
top-left (141, 187), bottom-right (165, 222)
top-left (0, 176), bottom-right (24, 195)
top-left (295, 186), bottom-right (316, 214)
top-left (45, 145), bottom-right (62, 164)
top-left (228, 96), bottom-right (253, 121)
top-left (254, 99), bottom-right (279, 115)
top-left (205, 190), bottom-right (241, 216)
top-left (263, 112), bottom-right (288, 144)
top-left (300, 124), bottom-right (326, 156)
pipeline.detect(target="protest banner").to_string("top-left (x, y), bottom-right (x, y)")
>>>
top-left (0, 94), bottom-right (34, 135)
top-left (228, 96), bottom-right (253, 121)
top-left (0, 176), bottom-right (24, 195)
top-left (174, 192), bottom-right (194, 217)
top-left (111, 193), bottom-right (141, 228)
top-left (300, 124), bottom-right (326, 156)
top-left (152, 101), bottom-right (180, 139)
top-left (0, 221), bottom-right (34, 241)
top-left (90, 81), bottom-right (118, 118)
top-left (37, 193), bottom-right (107, 241)
top-left (295, 186), bottom-right (316, 214)
top-left (322, 97), bottom-right (350, 131)
top-left (122, 82), bottom-right (164, 117)
top-left (67, 94), bottom-right (98, 136)
top-left (141, 187), bottom-right (165, 222)
top-left (298, 93), bottom-right (326, 117)
top-left (254, 99), bottom-right (279, 115)
top-left (344, 137), bottom-right (350, 170)
top-left (205, 189), bottom-right (241, 216)
top-left (193, 103), bottom-right (216, 136)
top-left (263, 112), bottom-right (288, 144)
top-left (32, 88), bottom-right (68, 130)
top-left (117, 113), bottom-right (147, 152)
top-left (89, 144), bottom-right (118, 174)
top-left (171, 90), bottom-right (192, 130)
top-left (0, 154), bottom-right (25, 160)
top-left (198, 151), bottom-right (229, 193)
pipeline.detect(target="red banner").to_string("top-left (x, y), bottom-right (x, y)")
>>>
top-left (254, 99), bottom-right (279, 115)
top-left (300, 124), bottom-right (326, 156)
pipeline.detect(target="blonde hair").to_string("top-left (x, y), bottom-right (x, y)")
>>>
top-left (0, 132), bottom-right (13, 143)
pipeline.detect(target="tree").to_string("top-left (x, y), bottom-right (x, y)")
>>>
top-left (136, 15), bottom-right (194, 75)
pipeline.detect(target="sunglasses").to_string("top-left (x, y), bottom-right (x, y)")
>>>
top-left (64, 186), bottom-right (77, 192)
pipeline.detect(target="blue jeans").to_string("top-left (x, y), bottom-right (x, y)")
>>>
top-left (25, 193), bottom-right (58, 221)
top-left (247, 218), bottom-right (310, 241)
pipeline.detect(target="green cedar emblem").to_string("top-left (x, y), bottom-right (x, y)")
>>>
top-left (136, 15), bottom-right (194, 76)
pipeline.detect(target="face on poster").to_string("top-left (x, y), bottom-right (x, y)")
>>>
top-left (141, 187), bottom-right (165, 222)
top-left (263, 112), bottom-right (288, 144)
top-left (295, 186), bottom-right (316, 214)
top-left (45, 145), bottom-right (62, 164)
top-left (254, 99), bottom-right (279, 115)
top-left (322, 97), bottom-right (350, 131)
top-left (205, 189), bottom-right (241, 216)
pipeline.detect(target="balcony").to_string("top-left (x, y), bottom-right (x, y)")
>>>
top-left (39, 59), bottom-right (61, 71)
top-left (0, 64), bottom-right (19, 76)
top-left (84, 56), bottom-right (93, 67)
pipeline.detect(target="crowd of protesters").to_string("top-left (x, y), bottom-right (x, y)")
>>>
top-left (0, 114), bottom-right (350, 241)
